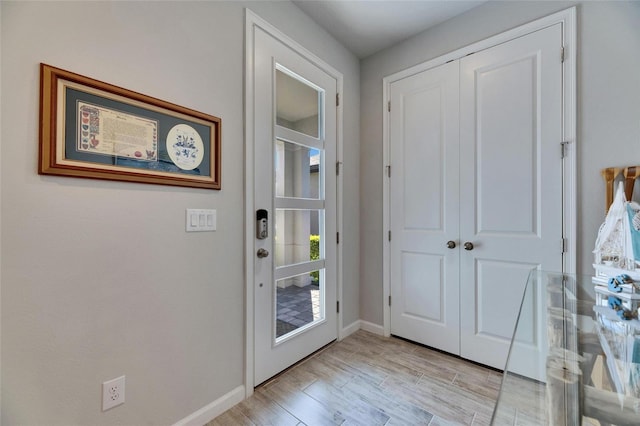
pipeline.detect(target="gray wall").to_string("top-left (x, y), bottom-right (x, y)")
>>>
top-left (0, 1), bottom-right (359, 424)
top-left (360, 1), bottom-right (640, 325)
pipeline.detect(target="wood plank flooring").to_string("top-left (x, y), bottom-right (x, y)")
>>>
top-left (209, 330), bottom-right (501, 425)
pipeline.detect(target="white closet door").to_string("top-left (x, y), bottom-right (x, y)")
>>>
top-left (459, 24), bottom-right (563, 374)
top-left (389, 61), bottom-right (460, 354)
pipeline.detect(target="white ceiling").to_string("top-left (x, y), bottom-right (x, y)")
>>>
top-left (293, 0), bottom-right (487, 58)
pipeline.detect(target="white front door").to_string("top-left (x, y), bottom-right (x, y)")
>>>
top-left (388, 24), bottom-right (563, 374)
top-left (459, 24), bottom-right (563, 372)
top-left (253, 27), bottom-right (338, 386)
top-left (389, 60), bottom-right (461, 355)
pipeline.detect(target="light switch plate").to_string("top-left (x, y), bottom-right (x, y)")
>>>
top-left (186, 209), bottom-right (216, 232)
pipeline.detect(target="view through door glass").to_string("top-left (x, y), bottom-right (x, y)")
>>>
top-left (274, 68), bottom-right (326, 340)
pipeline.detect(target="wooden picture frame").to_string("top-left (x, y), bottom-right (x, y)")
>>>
top-left (39, 63), bottom-right (221, 189)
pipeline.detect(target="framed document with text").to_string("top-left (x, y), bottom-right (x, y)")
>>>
top-left (39, 63), bottom-right (221, 189)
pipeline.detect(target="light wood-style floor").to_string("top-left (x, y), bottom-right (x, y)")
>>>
top-left (209, 330), bottom-right (501, 425)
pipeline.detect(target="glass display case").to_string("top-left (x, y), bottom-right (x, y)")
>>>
top-left (491, 271), bottom-right (640, 425)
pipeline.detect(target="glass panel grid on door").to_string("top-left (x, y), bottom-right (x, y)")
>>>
top-left (273, 65), bottom-right (326, 343)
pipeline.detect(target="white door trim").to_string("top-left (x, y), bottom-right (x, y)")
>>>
top-left (244, 8), bottom-right (344, 397)
top-left (382, 7), bottom-right (576, 337)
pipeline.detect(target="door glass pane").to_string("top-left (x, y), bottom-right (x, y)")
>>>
top-left (276, 69), bottom-right (320, 138)
top-left (272, 66), bottom-right (326, 343)
top-left (276, 269), bottom-right (324, 339)
top-left (275, 139), bottom-right (321, 199)
top-left (274, 209), bottom-right (322, 268)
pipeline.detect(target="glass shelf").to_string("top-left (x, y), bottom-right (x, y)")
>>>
top-left (491, 271), bottom-right (640, 425)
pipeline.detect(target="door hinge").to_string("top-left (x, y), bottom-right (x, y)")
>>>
top-left (337, 301), bottom-right (340, 313)
top-left (336, 93), bottom-right (340, 107)
top-left (561, 141), bottom-right (570, 158)
top-left (388, 101), bottom-right (391, 112)
top-left (388, 230), bottom-right (392, 241)
top-left (388, 295), bottom-right (392, 306)
top-left (561, 238), bottom-right (568, 253)
top-left (387, 165), bottom-right (391, 178)
top-left (336, 161), bottom-right (341, 175)
top-left (337, 232), bottom-right (340, 244)
top-left (561, 46), bottom-right (565, 63)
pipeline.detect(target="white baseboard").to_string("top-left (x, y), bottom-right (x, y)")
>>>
top-left (341, 320), bottom-right (361, 338)
top-left (359, 320), bottom-right (384, 336)
top-left (173, 385), bottom-right (245, 426)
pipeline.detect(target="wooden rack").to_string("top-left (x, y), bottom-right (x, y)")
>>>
top-left (602, 166), bottom-right (640, 213)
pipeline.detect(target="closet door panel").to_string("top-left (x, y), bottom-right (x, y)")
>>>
top-left (401, 252), bottom-right (444, 322)
top-left (475, 56), bottom-right (537, 235)
top-left (389, 61), bottom-right (460, 354)
top-left (475, 259), bottom-right (540, 342)
top-left (459, 24), bottom-right (564, 377)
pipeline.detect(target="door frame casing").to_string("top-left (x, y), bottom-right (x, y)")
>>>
top-left (382, 7), bottom-right (577, 337)
top-left (244, 9), bottom-right (344, 397)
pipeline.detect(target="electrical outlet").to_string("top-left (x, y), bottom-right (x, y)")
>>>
top-left (102, 375), bottom-right (125, 411)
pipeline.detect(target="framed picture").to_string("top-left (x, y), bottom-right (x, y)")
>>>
top-left (39, 63), bottom-right (221, 189)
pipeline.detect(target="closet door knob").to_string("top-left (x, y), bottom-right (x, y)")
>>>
top-left (464, 242), bottom-right (474, 251)
top-left (446, 241), bottom-right (456, 249)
